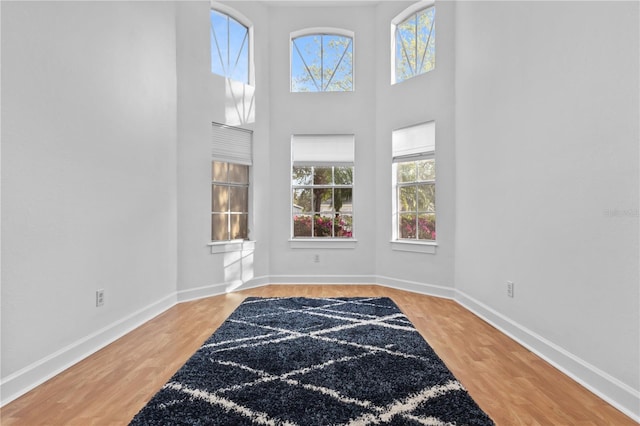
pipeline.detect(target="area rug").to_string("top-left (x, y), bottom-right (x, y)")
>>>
top-left (130, 297), bottom-right (494, 425)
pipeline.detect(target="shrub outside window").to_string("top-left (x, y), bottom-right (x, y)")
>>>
top-left (211, 161), bottom-right (249, 241)
top-left (291, 29), bottom-right (353, 92)
top-left (396, 159), bottom-right (435, 240)
top-left (393, 5), bottom-right (435, 84)
top-left (210, 8), bottom-right (250, 84)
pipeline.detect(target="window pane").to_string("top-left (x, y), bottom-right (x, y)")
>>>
top-left (335, 213), bottom-right (353, 238)
top-left (293, 188), bottom-right (312, 213)
top-left (291, 35), bottom-right (322, 92)
top-left (417, 7), bottom-right (436, 74)
top-left (293, 166), bottom-right (313, 185)
top-left (418, 214), bottom-right (436, 241)
top-left (230, 213), bottom-right (248, 239)
top-left (211, 9), bottom-right (249, 84)
top-left (334, 166), bottom-right (353, 185)
top-left (230, 186), bottom-right (248, 212)
top-left (212, 185), bottom-right (229, 212)
top-left (228, 163), bottom-right (249, 184)
top-left (399, 214), bottom-right (417, 239)
top-left (293, 214), bottom-right (312, 237)
top-left (291, 34), bottom-right (353, 93)
top-left (399, 186), bottom-right (416, 212)
top-left (314, 215), bottom-right (334, 237)
top-left (397, 162), bottom-right (416, 183)
top-left (228, 17), bottom-right (249, 83)
top-left (334, 188), bottom-right (352, 213)
top-left (212, 161), bottom-right (227, 182)
top-left (211, 213), bottom-right (229, 241)
top-left (313, 187), bottom-right (332, 212)
top-left (417, 159), bottom-right (435, 181)
top-left (210, 10), bottom-right (229, 77)
top-left (313, 167), bottom-right (333, 185)
top-left (323, 35), bottom-right (353, 92)
top-left (417, 184), bottom-right (435, 212)
top-left (394, 7), bottom-right (435, 83)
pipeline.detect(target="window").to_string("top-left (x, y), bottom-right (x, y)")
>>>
top-left (392, 5), bottom-right (435, 84)
top-left (211, 123), bottom-right (252, 242)
top-left (392, 122), bottom-right (436, 242)
top-left (212, 162), bottom-right (249, 241)
top-left (210, 8), bottom-right (250, 84)
top-left (291, 29), bottom-right (353, 92)
top-left (291, 135), bottom-right (355, 239)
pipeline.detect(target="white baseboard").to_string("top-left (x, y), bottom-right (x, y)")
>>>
top-left (0, 292), bottom-right (177, 407)
top-left (3, 277), bottom-right (638, 423)
top-left (375, 275), bottom-right (456, 299)
top-left (176, 276), bottom-right (270, 303)
top-left (267, 274), bottom-right (377, 285)
top-left (455, 290), bottom-right (640, 423)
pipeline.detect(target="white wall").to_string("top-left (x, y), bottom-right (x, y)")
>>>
top-left (454, 0), bottom-right (639, 417)
top-left (266, 4), bottom-right (378, 281)
top-left (374, 1), bottom-right (456, 294)
top-left (175, 0), bottom-right (271, 299)
top-left (1, 0), bottom-right (178, 402)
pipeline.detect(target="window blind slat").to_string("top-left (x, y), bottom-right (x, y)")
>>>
top-left (212, 122), bottom-right (253, 165)
top-left (392, 121), bottom-right (435, 160)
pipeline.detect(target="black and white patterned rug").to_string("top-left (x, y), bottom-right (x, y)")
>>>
top-left (130, 297), bottom-right (494, 425)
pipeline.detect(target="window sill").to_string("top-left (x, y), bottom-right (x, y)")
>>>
top-left (289, 239), bottom-right (357, 249)
top-left (390, 240), bottom-right (437, 254)
top-left (208, 240), bottom-right (255, 254)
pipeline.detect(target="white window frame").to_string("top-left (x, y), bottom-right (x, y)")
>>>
top-left (290, 27), bottom-right (355, 93)
top-left (390, 1), bottom-right (436, 85)
top-left (391, 121), bottom-right (437, 254)
top-left (290, 134), bottom-right (357, 249)
top-left (210, 2), bottom-right (255, 85)
top-left (209, 122), bottom-right (254, 254)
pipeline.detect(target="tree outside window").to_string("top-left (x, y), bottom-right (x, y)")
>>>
top-left (394, 6), bottom-right (435, 84)
top-left (291, 31), bottom-right (353, 92)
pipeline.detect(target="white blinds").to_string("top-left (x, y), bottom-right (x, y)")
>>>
top-left (212, 122), bottom-right (253, 165)
top-left (291, 134), bottom-right (355, 166)
top-left (392, 121), bottom-right (435, 161)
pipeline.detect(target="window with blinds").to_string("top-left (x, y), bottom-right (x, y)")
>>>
top-left (291, 134), bottom-right (355, 239)
top-left (392, 122), bottom-right (436, 242)
top-left (211, 123), bottom-right (252, 241)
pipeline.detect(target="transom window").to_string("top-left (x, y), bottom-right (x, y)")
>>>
top-left (393, 5), bottom-right (436, 84)
top-left (392, 122), bottom-right (436, 242)
top-left (210, 8), bottom-right (250, 84)
top-left (291, 135), bottom-right (355, 239)
top-left (291, 29), bottom-right (353, 92)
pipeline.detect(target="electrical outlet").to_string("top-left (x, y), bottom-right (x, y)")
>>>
top-left (313, 254), bottom-right (320, 263)
top-left (506, 281), bottom-right (514, 298)
top-left (96, 289), bottom-right (105, 307)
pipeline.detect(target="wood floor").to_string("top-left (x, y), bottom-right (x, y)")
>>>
top-left (0, 285), bottom-right (635, 425)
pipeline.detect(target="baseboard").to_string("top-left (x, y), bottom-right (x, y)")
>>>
top-left (455, 290), bottom-right (640, 422)
top-left (267, 274), bottom-right (378, 285)
top-left (375, 275), bottom-right (456, 299)
top-left (3, 278), bottom-right (638, 423)
top-left (176, 276), bottom-right (270, 303)
top-left (0, 292), bottom-right (177, 407)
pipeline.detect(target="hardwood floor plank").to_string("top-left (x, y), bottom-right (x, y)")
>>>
top-left (0, 285), bottom-right (635, 425)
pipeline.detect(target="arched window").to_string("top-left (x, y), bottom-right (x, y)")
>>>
top-left (210, 7), bottom-right (251, 84)
top-left (291, 28), bottom-right (354, 92)
top-left (392, 3), bottom-right (435, 84)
